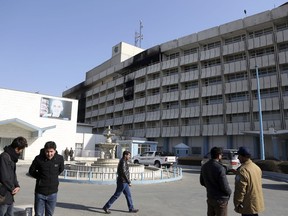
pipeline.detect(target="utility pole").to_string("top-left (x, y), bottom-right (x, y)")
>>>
top-left (256, 65), bottom-right (265, 160)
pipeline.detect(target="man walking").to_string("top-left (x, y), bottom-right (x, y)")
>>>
top-left (234, 147), bottom-right (265, 216)
top-left (103, 150), bottom-right (139, 214)
top-left (200, 147), bottom-right (232, 216)
top-left (29, 141), bottom-right (64, 216)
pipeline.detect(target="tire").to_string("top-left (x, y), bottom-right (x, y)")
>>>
top-left (134, 160), bottom-right (139, 164)
top-left (154, 161), bottom-right (161, 168)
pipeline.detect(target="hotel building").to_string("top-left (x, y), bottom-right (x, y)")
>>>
top-left (63, 4), bottom-right (288, 159)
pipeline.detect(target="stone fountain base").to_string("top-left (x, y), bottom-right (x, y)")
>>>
top-left (91, 158), bottom-right (119, 166)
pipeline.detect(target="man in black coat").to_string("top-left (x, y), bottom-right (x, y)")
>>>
top-left (0, 136), bottom-right (28, 216)
top-left (102, 150), bottom-right (139, 214)
top-left (29, 141), bottom-right (64, 216)
top-left (200, 147), bottom-right (232, 216)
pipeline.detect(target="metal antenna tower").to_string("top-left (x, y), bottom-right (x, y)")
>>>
top-left (134, 20), bottom-right (143, 47)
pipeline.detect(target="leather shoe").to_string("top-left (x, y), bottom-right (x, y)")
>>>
top-left (129, 209), bottom-right (139, 213)
top-left (103, 207), bottom-right (111, 214)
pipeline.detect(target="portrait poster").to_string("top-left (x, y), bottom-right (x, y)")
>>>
top-left (40, 97), bottom-right (72, 120)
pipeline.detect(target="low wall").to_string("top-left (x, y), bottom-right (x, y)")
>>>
top-left (60, 166), bottom-right (182, 184)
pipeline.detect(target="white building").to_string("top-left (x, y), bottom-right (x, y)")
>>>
top-left (0, 88), bottom-right (78, 160)
top-left (64, 4), bottom-right (288, 160)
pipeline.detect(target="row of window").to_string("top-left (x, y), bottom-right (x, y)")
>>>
top-left (88, 83), bottom-right (288, 109)
top-left (89, 110), bottom-right (283, 127)
top-left (109, 85), bottom-right (285, 107)
top-left (87, 47), bottom-right (288, 101)
top-left (87, 85), bottom-right (288, 113)
top-left (154, 45), bottom-right (287, 79)
top-left (89, 86), bottom-right (287, 112)
top-left (165, 22), bottom-right (288, 59)
top-left (88, 41), bottom-right (288, 101)
top-left (108, 64), bottom-right (286, 100)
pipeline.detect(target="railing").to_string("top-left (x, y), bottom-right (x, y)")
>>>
top-left (60, 167), bottom-right (182, 184)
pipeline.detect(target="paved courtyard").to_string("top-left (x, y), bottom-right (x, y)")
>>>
top-left (15, 164), bottom-right (288, 216)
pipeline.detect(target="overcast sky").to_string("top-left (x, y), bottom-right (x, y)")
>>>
top-left (0, 0), bottom-right (286, 96)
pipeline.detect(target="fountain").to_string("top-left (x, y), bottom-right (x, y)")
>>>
top-left (93, 126), bottom-right (119, 166)
top-left (61, 126), bottom-right (183, 184)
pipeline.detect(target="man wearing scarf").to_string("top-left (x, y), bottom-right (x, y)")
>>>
top-left (0, 136), bottom-right (28, 216)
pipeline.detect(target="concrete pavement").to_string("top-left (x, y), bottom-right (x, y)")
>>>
top-left (15, 164), bottom-right (288, 216)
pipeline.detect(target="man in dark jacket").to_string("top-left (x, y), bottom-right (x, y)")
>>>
top-left (0, 136), bottom-right (28, 216)
top-left (102, 150), bottom-right (139, 214)
top-left (200, 147), bottom-right (232, 216)
top-left (29, 141), bottom-right (64, 216)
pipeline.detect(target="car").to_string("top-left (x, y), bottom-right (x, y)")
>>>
top-left (201, 149), bottom-right (241, 174)
top-left (132, 151), bottom-right (177, 168)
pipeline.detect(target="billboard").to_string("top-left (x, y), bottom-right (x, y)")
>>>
top-left (40, 97), bottom-right (72, 120)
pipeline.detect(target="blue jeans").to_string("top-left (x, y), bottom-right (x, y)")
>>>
top-left (104, 181), bottom-right (134, 211)
top-left (0, 204), bottom-right (13, 216)
top-left (34, 193), bottom-right (57, 216)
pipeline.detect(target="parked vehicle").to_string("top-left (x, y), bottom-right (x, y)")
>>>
top-left (132, 151), bottom-right (177, 168)
top-left (201, 149), bottom-right (241, 174)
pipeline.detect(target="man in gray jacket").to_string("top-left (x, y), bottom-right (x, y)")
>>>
top-left (200, 147), bottom-right (232, 216)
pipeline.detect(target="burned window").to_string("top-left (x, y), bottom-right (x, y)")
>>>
top-left (123, 78), bottom-right (134, 101)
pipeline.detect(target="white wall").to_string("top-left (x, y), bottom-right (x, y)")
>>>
top-left (75, 133), bottom-right (106, 151)
top-left (0, 88), bottom-right (78, 160)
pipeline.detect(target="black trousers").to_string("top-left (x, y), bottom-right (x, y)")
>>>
top-left (207, 198), bottom-right (228, 216)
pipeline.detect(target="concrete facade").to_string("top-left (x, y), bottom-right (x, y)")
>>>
top-left (63, 4), bottom-right (288, 160)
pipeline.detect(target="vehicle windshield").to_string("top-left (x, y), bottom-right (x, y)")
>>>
top-left (156, 152), bottom-right (175, 156)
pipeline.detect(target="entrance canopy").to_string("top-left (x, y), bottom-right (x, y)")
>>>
top-left (0, 118), bottom-right (56, 137)
top-left (242, 129), bottom-right (288, 137)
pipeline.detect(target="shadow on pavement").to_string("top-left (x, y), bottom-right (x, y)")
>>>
top-left (56, 202), bottom-right (131, 214)
top-left (262, 183), bottom-right (288, 190)
top-left (57, 202), bottom-right (102, 213)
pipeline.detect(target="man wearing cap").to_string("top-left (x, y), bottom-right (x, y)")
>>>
top-left (234, 147), bottom-right (265, 216)
top-left (200, 147), bottom-right (232, 216)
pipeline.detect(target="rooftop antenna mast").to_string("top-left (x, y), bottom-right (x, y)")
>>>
top-left (134, 20), bottom-right (143, 48)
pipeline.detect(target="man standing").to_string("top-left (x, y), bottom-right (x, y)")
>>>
top-left (69, 148), bottom-right (74, 161)
top-left (103, 150), bottom-right (139, 214)
top-left (200, 147), bottom-right (232, 216)
top-left (234, 147), bottom-right (265, 216)
top-left (29, 141), bottom-right (64, 216)
top-left (64, 147), bottom-right (69, 161)
top-left (0, 136), bottom-right (28, 216)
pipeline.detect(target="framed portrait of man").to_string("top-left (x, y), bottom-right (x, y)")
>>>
top-left (40, 97), bottom-right (72, 120)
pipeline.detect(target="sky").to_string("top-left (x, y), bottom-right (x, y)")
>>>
top-left (0, 0), bottom-right (286, 97)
